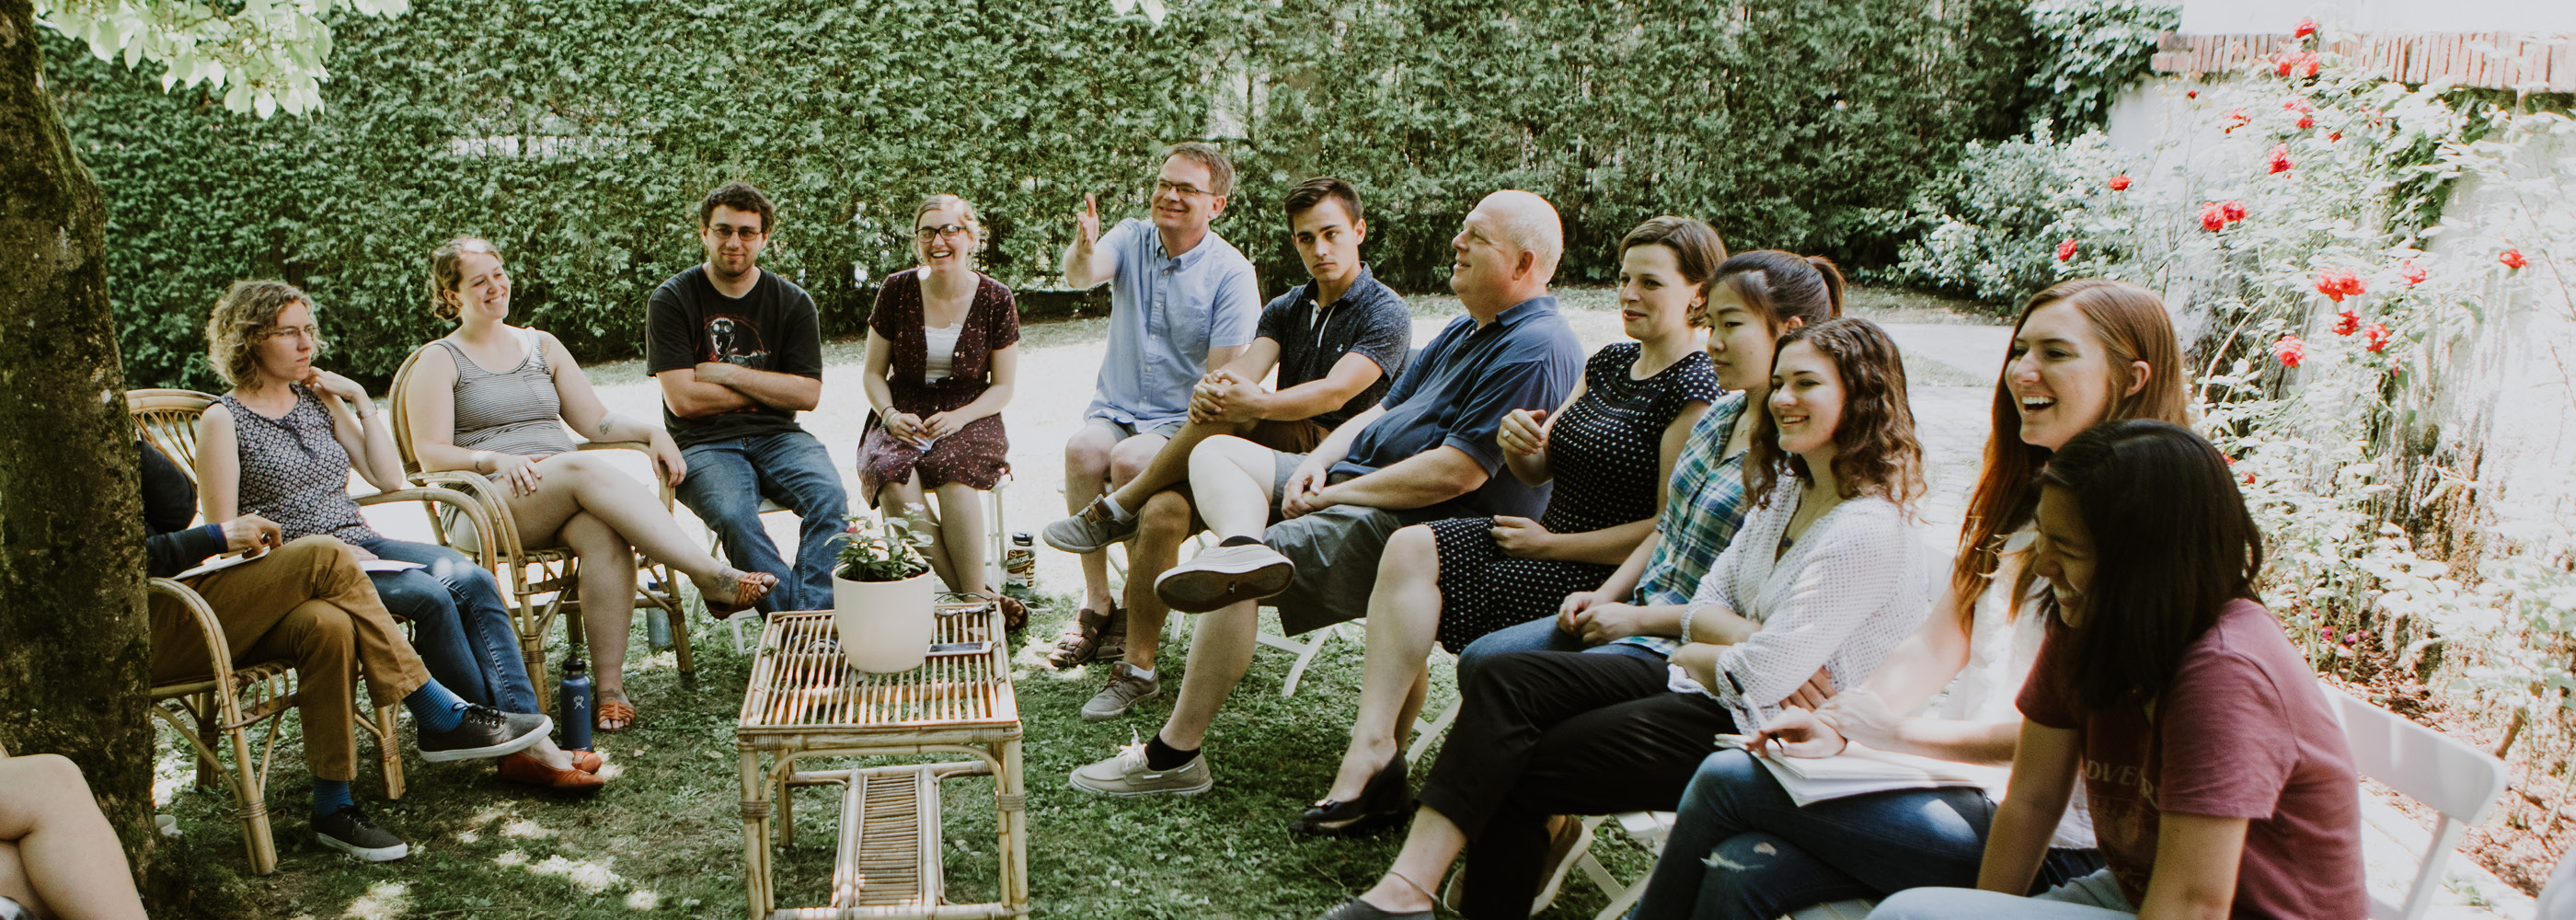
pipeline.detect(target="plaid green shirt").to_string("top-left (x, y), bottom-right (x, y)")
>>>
top-left (1614, 391), bottom-right (1754, 657)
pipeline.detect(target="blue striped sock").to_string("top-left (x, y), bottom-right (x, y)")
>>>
top-left (403, 681), bottom-right (467, 733)
top-left (311, 778), bottom-right (353, 817)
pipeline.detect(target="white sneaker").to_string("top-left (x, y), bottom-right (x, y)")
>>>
top-left (1154, 542), bottom-right (1294, 613)
top-left (1069, 730), bottom-right (1213, 797)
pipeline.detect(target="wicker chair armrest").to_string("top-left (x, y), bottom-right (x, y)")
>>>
top-left (147, 577), bottom-right (238, 694)
top-left (355, 487), bottom-right (500, 564)
top-left (410, 469), bottom-right (531, 561)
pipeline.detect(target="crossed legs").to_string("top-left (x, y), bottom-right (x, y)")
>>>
top-left (1147, 434), bottom-right (1283, 749)
top-left (1063, 420), bottom-right (1165, 615)
top-left (0, 754), bottom-right (147, 920)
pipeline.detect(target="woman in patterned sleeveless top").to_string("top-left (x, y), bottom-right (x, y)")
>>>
top-left (1302, 217), bottom-right (1723, 834)
top-left (402, 237), bottom-right (775, 732)
top-left (193, 280), bottom-right (602, 789)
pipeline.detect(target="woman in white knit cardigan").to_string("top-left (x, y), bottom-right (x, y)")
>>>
top-left (1317, 317), bottom-right (1931, 920)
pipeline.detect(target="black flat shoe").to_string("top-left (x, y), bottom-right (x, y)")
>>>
top-left (1293, 755), bottom-right (1409, 836)
top-left (1315, 896), bottom-right (1432, 920)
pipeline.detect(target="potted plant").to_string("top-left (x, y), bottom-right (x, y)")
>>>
top-left (830, 511), bottom-right (940, 673)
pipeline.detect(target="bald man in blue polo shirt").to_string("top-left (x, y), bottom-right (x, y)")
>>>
top-left (1071, 190), bottom-right (1585, 798)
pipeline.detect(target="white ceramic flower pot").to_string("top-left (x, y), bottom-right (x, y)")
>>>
top-left (830, 569), bottom-right (937, 673)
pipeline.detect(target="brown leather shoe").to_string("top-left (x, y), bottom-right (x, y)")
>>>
top-left (499, 751), bottom-right (606, 790)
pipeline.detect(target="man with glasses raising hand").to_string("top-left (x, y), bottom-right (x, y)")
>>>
top-left (648, 181), bottom-right (848, 615)
top-left (1052, 143), bottom-right (1264, 650)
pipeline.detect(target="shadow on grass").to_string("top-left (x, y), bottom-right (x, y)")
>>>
top-left (152, 592), bottom-right (1661, 919)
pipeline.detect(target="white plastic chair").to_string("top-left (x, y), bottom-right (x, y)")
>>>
top-left (2325, 686), bottom-right (2509, 920)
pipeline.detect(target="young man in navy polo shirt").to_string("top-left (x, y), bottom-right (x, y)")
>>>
top-left (1071, 190), bottom-right (1585, 796)
top-left (1042, 178), bottom-right (1415, 722)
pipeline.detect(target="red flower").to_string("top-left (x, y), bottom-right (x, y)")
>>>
top-left (2267, 144), bottom-right (2294, 174)
top-left (2501, 248), bottom-right (2528, 270)
top-left (2200, 202), bottom-right (2229, 231)
top-left (2223, 201), bottom-right (2248, 222)
top-left (2273, 334), bottom-right (2307, 368)
top-left (2283, 98), bottom-right (2315, 113)
top-left (2109, 174), bottom-right (2133, 191)
top-left (2297, 114), bottom-right (2315, 129)
top-left (2331, 310), bottom-right (2360, 335)
top-left (2295, 18), bottom-right (2317, 39)
top-left (2329, 131), bottom-right (2343, 142)
top-left (2315, 268), bottom-right (2364, 302)
top-left (2187, 89), bottom-right (2200, 99)
top-left (2399, 260), bottom-right (2426, 285)
top-left (2056, 238), bottom-right (2078, 261)
top-left (2224, 108), bottom-right (2251, 132)
top-left (2244, 470), bottom-right (2259, 485)
top-left (2363, 323), bottom-right (2391, 352)
top-left (2300, 54), bottom-right (2322, 78)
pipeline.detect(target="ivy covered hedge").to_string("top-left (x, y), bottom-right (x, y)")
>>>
top-left (49, 0), bottom-right (2047, 389)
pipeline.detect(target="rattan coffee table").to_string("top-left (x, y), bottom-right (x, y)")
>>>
top-left (735, 602), bottom-right (1027, 919)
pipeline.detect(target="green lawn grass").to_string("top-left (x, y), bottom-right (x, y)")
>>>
top-left (154, 591), bottom-right (1662, 918)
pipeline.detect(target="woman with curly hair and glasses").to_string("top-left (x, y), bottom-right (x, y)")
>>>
top-left (193, 279), bottom-right (598, 790)
top-left (1316, 317), bottom-right (1932, 920)
top-left (403, 236), bottom-right (775, 732)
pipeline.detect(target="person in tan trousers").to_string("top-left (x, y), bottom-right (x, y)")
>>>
top-left (140, 438), bottom-right (549, 862)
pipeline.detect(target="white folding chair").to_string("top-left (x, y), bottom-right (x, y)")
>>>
top-left (2326, 686), bottom-right (2509, 920)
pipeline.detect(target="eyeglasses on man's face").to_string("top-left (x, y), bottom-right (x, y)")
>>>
top-left (707, 224), bottom-right (765, 241)
top-left (914, 224), bottom-right (971, 242)
top-left (1154, 179), bottom-right (1218, 199)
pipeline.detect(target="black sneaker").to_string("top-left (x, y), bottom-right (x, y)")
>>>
top-left (314, 805), bottom-right (409, 862)
top-left (417, 705), bottom-right (551, 763)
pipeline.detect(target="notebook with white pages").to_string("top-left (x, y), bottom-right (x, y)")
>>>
top-left (1716, 734), bottom-right (2007, 807)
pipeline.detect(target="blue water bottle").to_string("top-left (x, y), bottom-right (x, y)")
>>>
top-left (559, 655), bottom-right (593, 752)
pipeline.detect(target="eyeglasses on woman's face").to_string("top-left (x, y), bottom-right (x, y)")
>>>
top-left (262, 324), bottom-right (324, 344)
top-left (914, 224), bottom-right (971, 242)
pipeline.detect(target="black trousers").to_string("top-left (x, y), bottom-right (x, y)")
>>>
top-left (1415, 650), bottom-right (1740, 919)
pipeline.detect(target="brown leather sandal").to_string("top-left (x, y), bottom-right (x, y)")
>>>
top-left (1046, 603), bottom-right (1122, 668)
top-left (595, 690), bottom-right (637, 732)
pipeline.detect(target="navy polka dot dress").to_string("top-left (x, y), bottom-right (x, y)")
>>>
top-left (1427, 342), bottom-right (1720, 651)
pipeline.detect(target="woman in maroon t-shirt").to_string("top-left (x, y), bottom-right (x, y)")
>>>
top-left (1870, 420), bottom-right (2363, 920)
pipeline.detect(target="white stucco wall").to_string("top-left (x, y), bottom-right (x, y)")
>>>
top-left (2104, 72), bottom-right (2576, 533)
top-left (2178, 0), bottom-right (2576, 35)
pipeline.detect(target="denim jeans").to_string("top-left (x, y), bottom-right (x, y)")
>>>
top-left (357, 537), bottom-right (536, 714)
top-left (1455, 614), bottom-right (1665, 686)
top-left (1628, 750), bottom-right (2105, 920)
top-left (1865, 870), bottom-right (2134, 919)
top-left (673, 431), bottom-right (848, 613)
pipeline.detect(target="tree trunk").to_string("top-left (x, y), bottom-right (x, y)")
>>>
top-left (0, 0), bottom-right (167, 905)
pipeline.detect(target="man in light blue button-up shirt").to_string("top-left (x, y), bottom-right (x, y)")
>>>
top-left (1058, 143), bottom-right (1264, 626)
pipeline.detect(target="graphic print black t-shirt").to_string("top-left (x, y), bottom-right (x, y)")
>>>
top-left (646, 265), bottom-right (825, 449)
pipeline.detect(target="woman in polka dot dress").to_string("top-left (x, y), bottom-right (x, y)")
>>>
top-left (1298, 216), bottom-right (1726, 834)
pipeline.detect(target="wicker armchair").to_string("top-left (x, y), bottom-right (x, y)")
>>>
top-left (128, 388), bottom-right (499, 873)
top-left (385, 347), bottom-right (695, 709)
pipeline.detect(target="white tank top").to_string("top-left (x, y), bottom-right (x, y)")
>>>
top-left (922, 321), bottom-right (962, 381)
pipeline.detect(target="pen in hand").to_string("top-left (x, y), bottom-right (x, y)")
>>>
top-left (1724, 671), bottom-right (1772, 758)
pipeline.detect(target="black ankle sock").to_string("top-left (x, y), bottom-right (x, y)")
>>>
top-left (1218, 535), bottom-right (1263, 548)
top-left (1144, 734), bottom-right (1198, 770)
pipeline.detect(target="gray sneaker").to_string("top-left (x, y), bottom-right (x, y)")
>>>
top-left (1080, 661), bottom-right (1161, 722)
top-left (1069, 730), bottom-right (1213, 797)
top-left (1041, 497), bottom-right (1140, 555)
top-left (1154, 542), bottom-right (1295, 614)
top-left (314, 805), bottom-right (408, 862)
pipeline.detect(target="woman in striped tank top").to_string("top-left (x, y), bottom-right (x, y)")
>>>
top-left (402, 237), bottom-right (776, 732)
